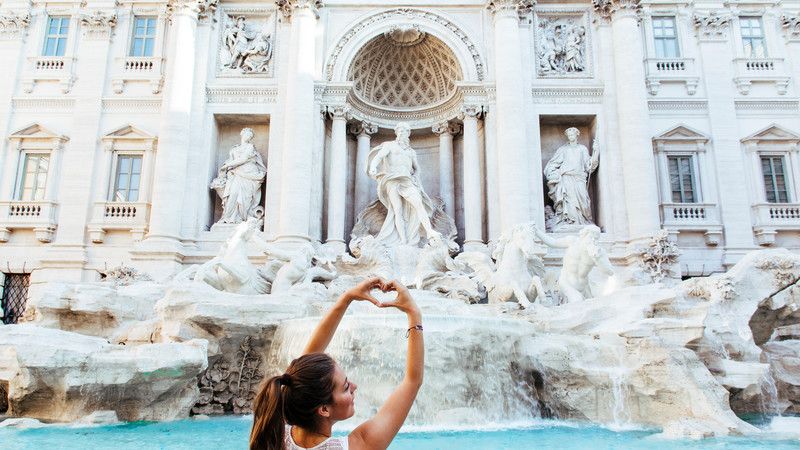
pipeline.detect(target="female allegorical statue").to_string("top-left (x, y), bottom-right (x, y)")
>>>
top-left (211, 127), bottom-right (267, 224)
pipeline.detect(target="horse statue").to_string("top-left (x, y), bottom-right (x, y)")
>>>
top-left (456, 223), bottom-right (546, 308)
top-left (192, 217), bottom-right (271, 295)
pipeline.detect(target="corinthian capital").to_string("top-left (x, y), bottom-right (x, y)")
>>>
top-left (592, 0), bottom-right (641, 21)
top-left (276, 0), bottom-right (324, 20)
top-left (693, 11), bottom-right (732, 41)
top-left (327, 104), bottom-right (351, 120)
top-left (167, 0), bottom-right (219, 21)
top-left (348, 121), bottom-right (377, 137)
top-left (486, 0), bottom-right (535, 19)
top-left (80, 10), bottom-right (117, 39)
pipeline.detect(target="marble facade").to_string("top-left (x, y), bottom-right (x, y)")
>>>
top-left (1, 0), bottom-right (800, 292)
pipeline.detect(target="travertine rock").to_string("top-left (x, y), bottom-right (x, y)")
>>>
top-left (0, 325), bottom-right (207, 422)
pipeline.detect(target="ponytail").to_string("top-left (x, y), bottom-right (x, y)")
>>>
top-left (250, 353), bottom-right (336, 450)
top-left (250, 375), bottom-right (286, 450)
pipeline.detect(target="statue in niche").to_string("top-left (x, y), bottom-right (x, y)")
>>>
top-left (350, 122), bottom-right (457, 249)
top-left (534, 224), bottom-right (615, 303)
top-left (544, 127), bottom-right (600, 230)
top-left (222, 15), bottom-right (272, 73)
top-left (211, 127), bottom-right (267, 224)
top-left (537, 18), bottom-right (587, 75)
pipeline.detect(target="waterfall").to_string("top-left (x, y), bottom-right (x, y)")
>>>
top-left (267, 314), bottom-right (541, 427)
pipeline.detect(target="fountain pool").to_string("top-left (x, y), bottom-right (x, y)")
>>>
top-left (2, 416), bottom-right (800, 450)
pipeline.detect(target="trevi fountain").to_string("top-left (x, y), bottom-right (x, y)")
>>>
top-left (1, 0), bottom-right (800, 448)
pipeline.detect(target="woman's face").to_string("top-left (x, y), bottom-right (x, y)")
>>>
top-left (327, 364), bottom-right (357, 421)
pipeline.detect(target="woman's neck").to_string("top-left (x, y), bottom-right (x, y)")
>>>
top-left (292, 423), bottom-right (334, 447)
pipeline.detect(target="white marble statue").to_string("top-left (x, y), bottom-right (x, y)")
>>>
top-left (544, 127), bottom-right (600, 229)
top-left (358, 122), bottom-right (441, 247)
top-left (193, 217), bottom-right (271, 295)
top-left (457, 223), bottom-right (546, 308)
top-left (210, 128), bottom-right (267, 224)
top-left (262, 243), bottom-right (336, 294)
top-left (413, 233), bottom-right (482, 303)
top-left (537, 18), bottom-right (587, 75)
top-left (222, 16), bottom-right (272, 73)
top-left (534, 224), bottom-right (615, 303)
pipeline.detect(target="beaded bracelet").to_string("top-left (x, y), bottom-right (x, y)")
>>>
top-left (406, 324), bottom-right (423, 338)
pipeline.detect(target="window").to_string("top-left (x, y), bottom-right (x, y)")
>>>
top-left (17, 154), bottom-right (50, 201)
top-left (740, 17), bottom-right (767, 58)
top-left (112, 155), bottom-right (142, 202)
top-left (130, 17), bottom-right (157, 57)
top-left (653, 16), bottom-right (680, 58)
top-left (761, 156), bottom-right (790, 203)
top-left (668, 155), bottom-right (696, 203)
top-left (42, 17), bottom-right (69, 57)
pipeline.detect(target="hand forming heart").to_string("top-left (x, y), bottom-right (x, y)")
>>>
top-left (343, 277), bottom-right (418, 315)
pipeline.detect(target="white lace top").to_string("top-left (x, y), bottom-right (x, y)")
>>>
top-left (284, 425), bottom-right (349, 450)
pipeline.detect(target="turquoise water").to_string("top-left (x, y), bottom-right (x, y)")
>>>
top-left (1, 416), bottom-right (799, 450)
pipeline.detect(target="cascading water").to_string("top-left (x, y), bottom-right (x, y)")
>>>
top-left (267, 313), bottom-right (541, 427)
top-left (759, 353), bottom-right (781, 417)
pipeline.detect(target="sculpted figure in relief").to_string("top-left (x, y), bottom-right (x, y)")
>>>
top-left (367, 122), bottom-right (439, 246)
top-left (223, 16), bottom-right (272, 73)
top-left (535, 225), bottom-right (615, 303)
top-left (211, 128), bottom-right (267, 224)
top-left (537, 18), bottom-right (587, 75)
top-left (544, 127), bottom-right (600, 229)
top-left (457, 223), bottom-right (546, 308)
top-left (262, 243), bottom-right (336, 294)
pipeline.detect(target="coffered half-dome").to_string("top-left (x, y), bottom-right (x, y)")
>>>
top-left (347, 26), bottom-right (463, 110)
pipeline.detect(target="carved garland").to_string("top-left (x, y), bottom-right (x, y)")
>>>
top-left (325, 8), bottom-right (485, 82)
top-left (693, 11), bottom-right (732, 39)
top-left (0, 11), bottom-right (31, 39)
top-left (782, 14), bottom-right (800, 40)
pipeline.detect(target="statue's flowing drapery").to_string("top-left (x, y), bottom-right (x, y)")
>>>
top-left (544, 144), bottom-right (596, 226)
top-left (366, 142), bottom-right (436, 247)
top-left (218, 143), bottom-right (267, 223)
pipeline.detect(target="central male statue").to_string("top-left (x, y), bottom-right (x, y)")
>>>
top-left (367, 122), bottom-right (440, 246)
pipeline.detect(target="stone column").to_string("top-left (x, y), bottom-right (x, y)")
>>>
top-left (325, 105), bottom-right (350, 253)
top-left (350, 121), bottom-right (377, 218)
top-left (144, 1), bottom-right (212, 248)
top-left (781, 14), bottom-right (800, 96)
top-left (0, 6), bottom-right (30, 199)
top-left (432, 121), bottom-right (459, 219)
top-left (487, 0), bottom-right (533, 233)
top-left (461, 105), bottom-right (484, 250)
top-left (484, 103), bottom-right (501, 242)
top-left (693, 11), bottom-right (756, 263)
top-left (275, 0), bottom-right (322, 244)
top-left (593, 0), bottom-right (660, 242)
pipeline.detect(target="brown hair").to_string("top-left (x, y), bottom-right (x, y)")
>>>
top-left (249, 352), bottom-right (337, 450)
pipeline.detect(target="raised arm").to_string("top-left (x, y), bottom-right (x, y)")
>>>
top-left (302, 277), bottom-right (382, 355)
top-left (350, 281), bottom-right (423, 450)
top-left (368, 145), bottom-right (389, 177)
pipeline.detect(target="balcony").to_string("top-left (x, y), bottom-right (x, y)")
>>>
top-left (87, 201), bottom-right (151, 243)
top-left (112, 57), bottom-right (164, 94)
top-left (21, 56), bottom-right (74, 93)
top-left (733, 58), bottom-right (790, 95)
top-left (660, 203), bottom-right (722, 245)
top-left (0, 200), bottom-right (59, 243)
top-left (644, 58), bottom-right (699, 96)
top-left (752, 203), bottom-right (800, 245)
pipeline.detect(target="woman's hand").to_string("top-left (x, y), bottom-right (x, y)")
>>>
top-left (341, 277), bottom-right (384, 306)
top-left (378, 280), bottom-right (420, 316)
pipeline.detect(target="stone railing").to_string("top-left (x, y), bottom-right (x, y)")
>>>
top-left (87, 201), bottom-right (150, 243)
top-left (113, 57), bottom-right (164, 94)
top-left (0, 200), bottom-right (59, 243)
top-left (733, 58), bottom-right (790, 95)
top-left (644, 58), bottom-right (698, 95)
top-left (660, 203), bottom-right (722, 245)
top-left (752, 203), bottom-right (800, 245)
top-left (22, 57), bottom-right (74, 93)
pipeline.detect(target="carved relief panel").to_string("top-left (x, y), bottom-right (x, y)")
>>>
top-left (217, 7), bottom-right (277, 77)
top-left (534, 9), bottom-right (593, 78)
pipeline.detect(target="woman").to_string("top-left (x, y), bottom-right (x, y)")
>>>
top-left (250, 277), bottom-right (424, 450)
